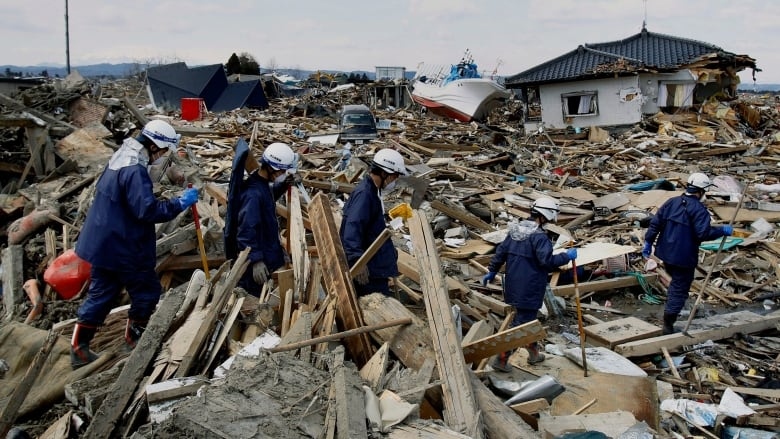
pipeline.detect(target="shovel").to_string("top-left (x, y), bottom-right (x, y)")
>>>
top-left (571, 259), bottom-right (588, 377)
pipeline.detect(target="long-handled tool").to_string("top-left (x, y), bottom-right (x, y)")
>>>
top-left (571, 259), bottom-right (588, 377)
top-left (189, 183), bottom-right (210, 281)
top-left (681, 182), bottom-right (750, 336)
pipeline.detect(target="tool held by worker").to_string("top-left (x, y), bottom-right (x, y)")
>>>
top-left (189, 183), bottom-right (210, 280)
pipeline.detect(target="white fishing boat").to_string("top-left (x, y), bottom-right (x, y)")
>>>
top-left (411, 50), bottom-right (510, 122)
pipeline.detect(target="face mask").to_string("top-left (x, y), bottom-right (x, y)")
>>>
top-left (381, 179), bottom-right (397, 197)
top-left (273, 173), bottom-right (287, 184)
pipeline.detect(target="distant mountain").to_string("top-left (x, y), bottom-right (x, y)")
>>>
top-left (1, 63), bottom-right (419, 81)
top-left (738, 83), bottom-right (780, 92)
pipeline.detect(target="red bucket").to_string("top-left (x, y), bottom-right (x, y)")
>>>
top-left (44, 249), bottom-right (91, 300)
top-left (181, 98), bottom-right (204, 121)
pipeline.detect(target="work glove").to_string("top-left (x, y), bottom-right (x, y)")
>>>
top-left (566, 248), bottom-right (578, 261)
top-left (178, 187), bottom-right (199, 209)
top-left (482, 271), bottom-right (497, 286)
top-left (252, 261), bottom-right (270, 285)
top-left (354, 266), bottom-right (370, 285)
top-left (284, 169), bottom-right (302, 186)
top-left (721, 225), bottom-right (733, 236)
top-left (642, 241), bottom-right (653, 259)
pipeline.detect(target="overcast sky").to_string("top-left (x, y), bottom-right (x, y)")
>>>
top-left (1, 0), bottom-right (775, 83)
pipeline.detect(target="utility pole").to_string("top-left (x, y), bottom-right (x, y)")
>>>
top-left (65, 0), bottom-right (71, 75)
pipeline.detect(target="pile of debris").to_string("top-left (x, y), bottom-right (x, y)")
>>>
top-left (1, 73), bottom-right (780, 438)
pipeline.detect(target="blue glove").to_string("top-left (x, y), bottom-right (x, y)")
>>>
top-left (566, 248), bottom-right (578, 261)
top-left (721, 225), bottom-right (733, 236)
top-left (642, 241), bottom-right (652, 259)
top-left (178, 187), bottom-right (199, 209)
top-left (482, 272), bottom-right (497, 286)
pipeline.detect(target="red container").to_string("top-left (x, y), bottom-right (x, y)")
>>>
top-left (181, 98), bottom-right (204, 121)
top-left (44, 249), bottom-right (91, 300)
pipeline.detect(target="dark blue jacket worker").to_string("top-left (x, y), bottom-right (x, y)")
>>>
top-left (644, 172), bottom-right (732, 334)
top-left (225, 142), bottom-right (297, 297)
top-left (73, 120), bottom-right (198, 369)
top-left (340, 148), bottom-right (407, 296)
top-left (483, 197), bottom-right (577, 370)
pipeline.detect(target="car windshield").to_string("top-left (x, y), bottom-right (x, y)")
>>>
top-left (343, 114), bottom-right (373, 127)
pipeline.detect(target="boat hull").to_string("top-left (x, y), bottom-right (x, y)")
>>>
top-left (411, 78), bottom-right (510, 122)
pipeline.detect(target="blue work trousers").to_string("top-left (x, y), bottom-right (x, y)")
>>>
top-left (664, 263), bottom-right (696, 315)
top-left (78, 266), bottom-right (162, 325)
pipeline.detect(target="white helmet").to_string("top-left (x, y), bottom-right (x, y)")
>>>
top-left (373, 148), bottom-right (407, 175)
top-left (141, 120), bottom-right (180, 150)
top-left (532, 197), bottom-right (560, 222)
top-left (262, 143), bottom-right (296, 170)
top-left (687, 172), bottom-right (712, 191)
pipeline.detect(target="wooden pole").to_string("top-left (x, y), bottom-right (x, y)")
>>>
top-left (572, 259), bottom-right (588, 377)
top-left (269, 318), bottom-right (411, 353)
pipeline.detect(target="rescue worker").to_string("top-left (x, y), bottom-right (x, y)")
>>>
top-left (482, 197), bottom-right (578, 371)
top-left (72, 120), bottom-right (199, 369)
top-left (643, 172), bottom-right (733, 334)
top-left (340, 148), bottom-right (406, 296)
top-left (224, 142), bottom-right (297, 297)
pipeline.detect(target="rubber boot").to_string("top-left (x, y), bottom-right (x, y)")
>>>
top-left (526, 342), bottom-right (546, 365)
top-left (70, 323), bottom-right (99, 369)
top-left (662, 313), bottom-right (678, 335)
top-left (491, 351), bottom-right (513, 373)
top-left (124, 319), bottom-right (147, 351)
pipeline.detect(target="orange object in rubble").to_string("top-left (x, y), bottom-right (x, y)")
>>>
top-left (44, 249), bottom-right (91, 300)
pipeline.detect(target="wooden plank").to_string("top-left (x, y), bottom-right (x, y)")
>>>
top-left (85, 287), bottom-right (186, 439)
top-left (349, 229), bottom-right (391, 278)
top-left (510, 398), bottom-right (550, 415)
top-left (430, 200), bottom-right (493, 231)
top-left (2, 245), bottom-right (23, 321)
top-left (333, 348), bottom-right (368, 439)
top-left (309, 193), bottom-right (373, 366)
top-left (280, 288), bottom-right (294, 337)
top-left (145, 377), bottom-right (208, 404)
top-left (461, 320), bottom-right (546, 364)
top-left (288, 187), bottom-right (308, 297)
top-left (584, 316), bottom-right (662, 349)
top-left (271, 318), bottom-right (410, 353)
top-left (397, 249), bottom-right (468, 294)
top-left (552, 274), bottom-right (658, 297)
top-left (469, 291), bottom-right (513, 316)
top-left (616, 310), bottom-right (780, 357)
top-left (409, 210), bottom-right (483, 438)
top-left (359, 342), bottom-right (390, 392)
top-left (461, 320), bottom-right (493, 346)
top-left (201, 295), bottom-right (245, 373)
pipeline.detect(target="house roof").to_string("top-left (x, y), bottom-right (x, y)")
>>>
top-left (505, 26), bottom-right (756, 87)
top-left (147, 63), bottom-right (223, 95)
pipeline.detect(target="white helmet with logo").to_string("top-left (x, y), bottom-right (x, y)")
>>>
top-left (141, 120), bottom-right (180, 150)
top-left (373, 148), bottom-right (407, 175)
top-left (532, 197), bottom-right (560, 222)
top-left (262, 143), bottom-right (296, 170)
top-left (687, 172), bottom-right (712, 191)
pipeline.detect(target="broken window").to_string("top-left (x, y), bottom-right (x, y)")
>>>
top-left (657, 82), bottom-right (694, 108)
top-left (562, 91), bottom-right (598, 117)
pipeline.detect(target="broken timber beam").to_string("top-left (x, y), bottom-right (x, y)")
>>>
top-left (461, 320), bottom-right (546, 364)
top-left (309, 193), bottom-right (373, 367)
top-left (409, 209), bottom-right (483, 438)
top-left (551, 274), bottom-right (658, 297)
top-left (430, 200), bottom-right (493, 231)
top-left (85, 287), bottom-right (186, 439)
top-left (616, 310), bottom-right (780, 357)
top-left (349, 228), bottom-right (391, 278)
top-left (270, 318), bottom-right (411, 353)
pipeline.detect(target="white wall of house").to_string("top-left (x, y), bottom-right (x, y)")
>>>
top-left (639, 70), bottom-right (697, 114)
top-left (525, 76), bottom-right (642, 131)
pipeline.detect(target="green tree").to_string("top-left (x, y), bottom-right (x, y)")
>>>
top-left (238, 52), bottom-right (259, 75)
top-left (225, 53), bottom-right (241, 75)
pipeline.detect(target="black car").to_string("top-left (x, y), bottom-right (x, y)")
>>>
top-left (338, 104), bottom-right (378, 144)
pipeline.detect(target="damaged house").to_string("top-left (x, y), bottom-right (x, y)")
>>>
top-left (146, 62), bottom-right (269, 113)
top-left (505, 25), bottom-right (757, 131)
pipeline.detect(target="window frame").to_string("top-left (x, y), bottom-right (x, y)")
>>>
top-left (561, 91), bottom-right (599, 117)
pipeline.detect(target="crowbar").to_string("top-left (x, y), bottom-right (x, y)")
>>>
top-left (571, 258), bottom-right (588, 377)
top-left (681, 182), bottom-right (750, 336)
top-left (189, 183), bottom-right (210, 281)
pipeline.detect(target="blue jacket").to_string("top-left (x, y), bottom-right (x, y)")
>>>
top-left (645, 194), bottom-right (727, 268)
top-left (340, 176), bottom-right (398, 278)
top-left (235, 172), bottom-right (286, 272)
top-left (76, 139), bottom-right (184, 271)
top-left (488, 220), bottom-right (570, 310)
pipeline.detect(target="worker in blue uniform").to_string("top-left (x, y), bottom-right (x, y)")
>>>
top-left (340, 148), bottom-right (407, 296)
top-left (224, 142), bottom-right (298, 297)
top-left (483, 197), bottom-right (578, 371)
top-left (643, 172), bottom-right (733, 334)
top-left (72, 120), bottom-right (199, 369)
